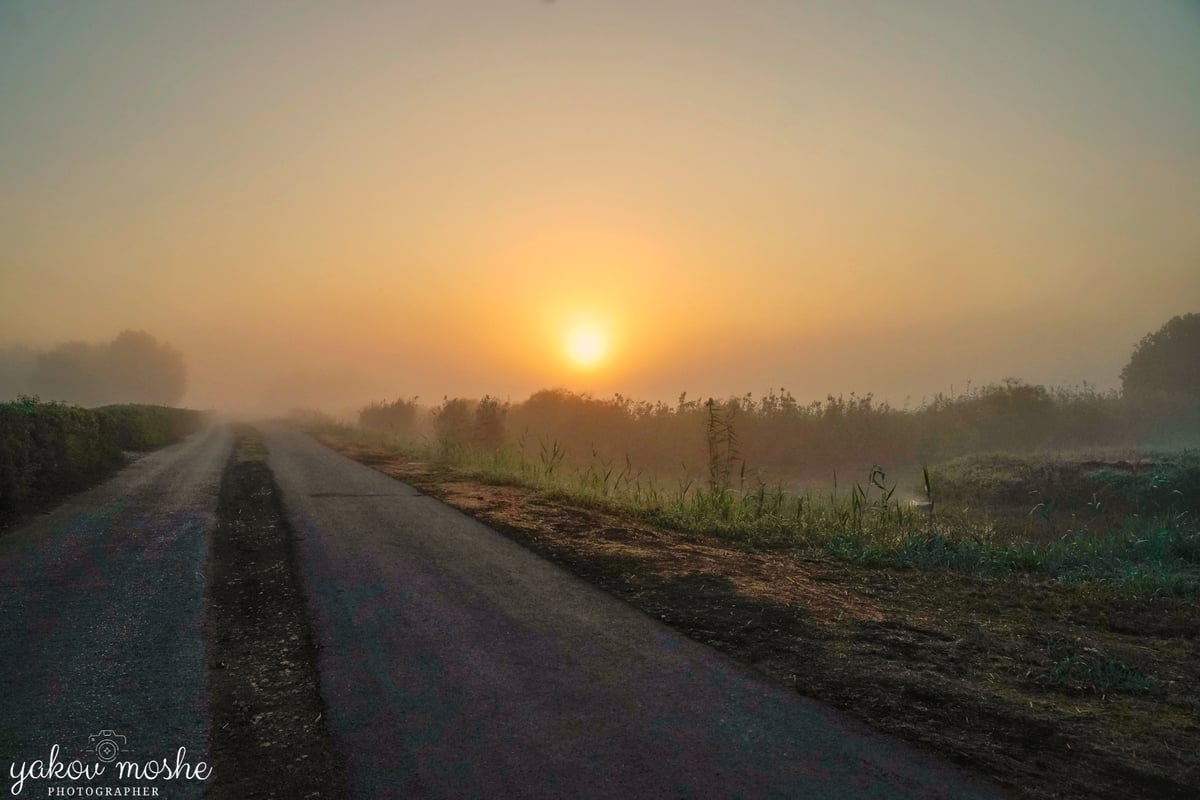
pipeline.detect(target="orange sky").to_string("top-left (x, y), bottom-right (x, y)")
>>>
top-left (2, 1), bottom-right (1198, 413)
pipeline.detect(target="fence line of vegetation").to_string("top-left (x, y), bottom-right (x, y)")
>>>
top-left (355, 381), bottom-right (1199, 479)
top-left (0, 397), bottom-right (204, 516)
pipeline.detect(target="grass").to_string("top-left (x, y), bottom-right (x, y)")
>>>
top-left (1049, 654), bottom-right (1157, 696)
top-left (1089, 452), bottom-right (1200, 515)
top-left (234, 429), bottom-right (268, 463)
top-left (308, 423), bottom-right (1200, 597)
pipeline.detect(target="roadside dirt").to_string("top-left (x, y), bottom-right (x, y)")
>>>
top-left (205, 430), bottom-right (346, 798)
top-left (320, 433), bottom-right (1200, 800)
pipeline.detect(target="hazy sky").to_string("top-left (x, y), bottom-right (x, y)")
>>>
top-left (2, 1), bottom-right (1198, 412)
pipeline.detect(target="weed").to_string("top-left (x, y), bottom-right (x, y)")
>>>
top-left (1049, 654), bottom-right (1156, 695)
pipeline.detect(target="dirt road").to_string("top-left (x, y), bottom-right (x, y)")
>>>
top-left (263, 425), bottom-right (1005, 799)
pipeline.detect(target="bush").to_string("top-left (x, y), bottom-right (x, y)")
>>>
top-left (0, 397), bottom-right (202, 516)
top-left (95, 404), bottom-right (203, 450)
top-left (1089, 451), bottom-right (1200, 516)
top-left (473, 396), bottom-right (508, 451)
top-left (358, 398), bottom-right (419, 436)
top-left (432, 397), bottom-right (475, 454)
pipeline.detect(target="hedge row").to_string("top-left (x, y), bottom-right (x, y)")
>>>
top-left (0, 397), bottom-right (204, 516)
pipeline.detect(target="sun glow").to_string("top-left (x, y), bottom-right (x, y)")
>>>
top-left (564, 325), bottom-right (608, 368)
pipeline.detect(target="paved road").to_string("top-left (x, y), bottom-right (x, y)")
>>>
top-left (0, 425), bottom-right (230, 798)
top-left (265, 426), bottom-right (1006, 800)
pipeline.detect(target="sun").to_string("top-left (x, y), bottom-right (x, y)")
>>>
top-left (564, 325), bottom-right (608, 368)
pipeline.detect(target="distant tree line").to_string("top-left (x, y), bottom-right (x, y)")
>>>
top-left (0, 330), bottom-right (186, 407)
top-left (356, 313), bottom-right (1200, 478)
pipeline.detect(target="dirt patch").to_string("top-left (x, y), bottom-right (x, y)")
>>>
top-left (206, 431), bottom-right (345, 798)
top-left (319, 433), bottom-right (1200, 800)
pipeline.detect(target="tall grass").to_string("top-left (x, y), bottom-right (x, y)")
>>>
top-left (322, 415), bottom-right (1200, 596)
top-left (333, 380), bottom-right (1200, 594)
top-left (355, 381), bottom-right (1200, 489)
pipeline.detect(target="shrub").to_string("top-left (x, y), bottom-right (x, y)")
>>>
top-left (358, 397), bottom-right (419, 436)
top-left (0, 398), bottom-right (201, 516)
top-left (432, 397), bottom-right (475, 454)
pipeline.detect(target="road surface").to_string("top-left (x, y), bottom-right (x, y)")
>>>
top-left (264, 426), bottom-right (1005, 800)
top-left (0, 425), bottom-right (231, 798)
top-left (0, 424), bottom-right (1005, 799)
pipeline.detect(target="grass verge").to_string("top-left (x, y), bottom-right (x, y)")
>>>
top-left (307, 426), bottom-right (1200, 597)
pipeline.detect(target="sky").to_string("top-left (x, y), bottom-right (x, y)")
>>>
top-left (1, 0), bottom-right (1198, 413)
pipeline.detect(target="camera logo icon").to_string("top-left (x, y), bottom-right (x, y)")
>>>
top-left (87, 730), bottom-right (127, 763)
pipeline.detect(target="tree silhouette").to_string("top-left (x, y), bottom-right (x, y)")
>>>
top-left (29, 342), bottom-right (103, 405)
top-left (0, 345), bottom-right (36, 400)
top-left (28, 330), bottom-right (187, 406)
top-left (103, 330), bottom-right (187, 405)
top-left (1120, 313), bottom-right (1200, 398)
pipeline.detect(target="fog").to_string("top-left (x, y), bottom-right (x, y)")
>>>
top-left (2, 2), bottom-right (1198, 417)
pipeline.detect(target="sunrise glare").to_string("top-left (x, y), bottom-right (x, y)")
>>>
top-left (564, 325), bottom-right (608, 369)
top-left (2, 1), bottom-right (1196, 413)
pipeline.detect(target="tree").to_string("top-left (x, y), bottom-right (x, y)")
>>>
top-left (1120, 313), bottom-right (1200, 398)
top-left (28, 341), bottom-right (105, 405)
top-left (103, 330), bottom-right (187, 405)
top-left (28, 330), bottom-right (187, 406)
top-left (0, 345), bottom-right (35, 400)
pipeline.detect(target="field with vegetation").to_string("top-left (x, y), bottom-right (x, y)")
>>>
top-left (0, 396), bottom-right (205, 519)
top-left (341, 381), bottom-right (1200, 596)
top-left (295, 376), bottom-right (1200, 799)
